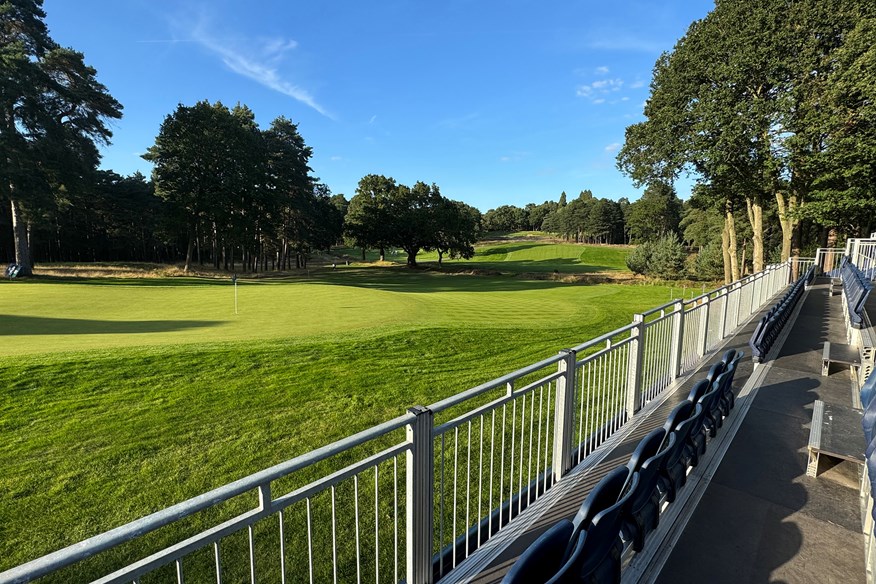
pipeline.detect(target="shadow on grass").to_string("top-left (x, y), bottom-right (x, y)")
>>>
top-left (0, 315), bottom-right (224, 335)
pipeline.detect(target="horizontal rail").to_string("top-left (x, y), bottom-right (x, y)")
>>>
top-left (433, 371), bottom-right (564, 435)
top-left (570, 322), bottom-right (637, 353)
top-left (428, 353), bottom-right (565, 414)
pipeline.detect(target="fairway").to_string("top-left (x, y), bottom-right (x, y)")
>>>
top-left (0, 265), bottom-right (670, 576)
top-left (338, 236), bottom-right (632, 274)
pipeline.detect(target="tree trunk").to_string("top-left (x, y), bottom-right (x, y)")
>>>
top-left (406, 248), bottom-right (417, 267)
top-left (361, 247), bottom-right (366, 261)
top-left (725, 202), bottom-right (740, 282)
top-left (775, 190), bottom-right (799, 262)
top-left (721, 223), bottom-right (732, 284)
top-left (10, 198), bottom-right (33, 276)
top-left (745, 197), bottom-right (764, 273)
top-left (438, 250), bottom-right (444, 267)
top-left (379, 246), bottom-right (385, 262)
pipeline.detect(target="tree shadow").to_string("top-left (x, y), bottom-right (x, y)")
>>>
top-left (0, 315), bottom-right (224, 335)
top-left (308, 266), bottom-right (577, 293)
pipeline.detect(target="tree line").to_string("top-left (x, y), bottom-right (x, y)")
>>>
top-left (617, 0), bottom-right (876, 283)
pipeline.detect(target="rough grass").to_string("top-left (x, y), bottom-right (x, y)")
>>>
top-left (0, 255), bottom-right (670, 578)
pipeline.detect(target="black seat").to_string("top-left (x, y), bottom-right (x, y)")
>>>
top-left (682, 400), bottom-right (708, 467)
top-left (660, 404), bottom-right (700, 503)
top-left (569, 466), bottom-right (638, 584)
top-left (686, 378), bottom-right (710, 405)
top-left (623, 428), bottom-right (674, 552)
top-left (721, 348), bottom-right (737, 365)
top-left (718, 352), bottom-right (743, 414)
top-left (698, 378), bottom-right (724, 437)
top-left (863, 395), bottom-right (876, 446)
top-left (705, 361), bottom-right (725, 385)
top-left (502, 519), bottom-right (574, 584)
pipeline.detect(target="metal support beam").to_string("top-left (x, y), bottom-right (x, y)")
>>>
top-left (406, 406), bottom-right (434, 584)
top-left (553, 349), bottom-right (577, 482)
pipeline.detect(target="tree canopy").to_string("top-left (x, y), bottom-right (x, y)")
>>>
top-left (1, 0), bottom-right (122, 275)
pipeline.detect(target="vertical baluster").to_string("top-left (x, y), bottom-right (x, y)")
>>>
top-left (331, 486), bottom-right (338, 584)
top-left (452, 427), bottom-right (459, 568)
top-left (176, 559), bottom-right (184, 584)
top-left (544, 381), bottom-right (553, 490)
top-left (517, 393), bottom-right (526, 515)
top-left (354, 475), bottom-right (361, 584)
top-left (477, 415), bottom-right (484, 546)
top-left (509, 399), bottom-right (516, 520)
top-left (278, 512), bottom-right (285, 584)
top-left (374, 465), bottom-right (379, 584)
top-left (465, 421), bottom-right (472, 558)
top-left (499, 404), bottom-right (507, 529)
top-left (248, 524), bottom-right (256, 584)
top-left (527, 390), bottom-right (535, 504)
top-left (393, 457), bottom-right (399, 584)
top-left (306, 498), bottom-right (314, 584)
top-left (214, 540), bottom-right (223, 584)
top-left (488, 410), bottom-right (496, 536)
top-left (439, 433), bottom-right (445, 577)
top-left (535, 386), bottom-right (544, 499)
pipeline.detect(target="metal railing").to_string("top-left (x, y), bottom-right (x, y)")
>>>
top-left (0, 261), bottom-right (794, 584)
top-left (847, 239), bottom-right (876, 279)
top-left (814, 248), bottom-right (845, 277)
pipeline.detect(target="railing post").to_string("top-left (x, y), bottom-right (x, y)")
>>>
top-left (406, 406), bottom-right (434, 584)
top-left (626, 315), bottom-right (645, 417)
top-left (698, 295), bottom-right (710, 357)
top-left (719, 288), bottom-right (729, 340)
top-left (669, 301), bottom-right (684, 379)
top-left (553, 349), bottom-right (577, 482)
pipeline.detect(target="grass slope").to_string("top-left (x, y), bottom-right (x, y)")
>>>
top-left (336, 234), bottom-right (631, 273)
top-left (0, 260), bottom-right (665, 577)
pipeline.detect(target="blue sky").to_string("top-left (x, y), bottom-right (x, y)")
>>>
top-left (43, 0), bottom-right (713, 211)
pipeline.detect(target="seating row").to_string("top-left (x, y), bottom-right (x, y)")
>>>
top-left (503, 349), bottom-right (745, 583)
top-left (842, 258), bottom-right (873, 330)
top-left (749, 267), bottom-right (814, 363)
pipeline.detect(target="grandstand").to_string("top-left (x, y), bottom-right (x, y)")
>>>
top-left (4, 236), bottom-right (876, 584)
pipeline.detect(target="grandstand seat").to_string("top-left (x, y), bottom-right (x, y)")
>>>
top-left (719, 352), bottom-right (744, 413)
top-left (569, 466), bottom-right (638, 584)
top-left (501, 519), bottom-right (574, 584)
top-left (661, 405), bottom-right (702, 502)
top-left (682, 401), bottom-right (708, 467)
top-left (623, 429), bottom-right (674, 552)
top-left (864, 395), bottom-right (876, 447)
top-left (861, 372), bottom-right (876, 409)
top-left (721, 348), bottom-right (737, 366)
top-left (698, 378), bottom-right (725, 437)
top-left (686, 378), bottom-right (710, 405)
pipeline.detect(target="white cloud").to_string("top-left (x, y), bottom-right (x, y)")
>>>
top-left (592, 78), bottom-right (623, 90)
top-left (368, 114), bottom-right (377, 125)
top-left (621, 96), bottom-right (630, 101)
top-left (604, 142), bottom-right (621, 152)
top-left (595, 65), bottom-right (610, 75)
top-left (593, 98), bottom-right (606, 104)
top-left (575, 85), bottom-right (593, 97)
top-left (629, 79), bottom-right (646, 89)
top-left (180, 13), bottom-right (332, 118)
top-left (330, 155), bottom-right (343, 161)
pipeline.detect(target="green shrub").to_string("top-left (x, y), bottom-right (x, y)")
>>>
top-left (649, 234), bottom-right (688, 280)
top-left (693, 242), bottom-right (725, 280)
top-left (626, 241), bottom-right (654, 275)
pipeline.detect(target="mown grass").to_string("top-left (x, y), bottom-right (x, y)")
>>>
top-left (335, 234), bottom-right (631, 274)
top-left (0, 259), bottom-right (669, 579)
